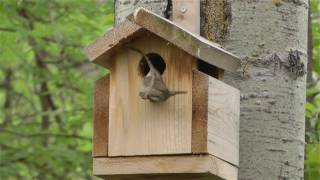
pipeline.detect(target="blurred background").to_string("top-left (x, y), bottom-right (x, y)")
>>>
top-left (0, 0), bottom-right (318, 179)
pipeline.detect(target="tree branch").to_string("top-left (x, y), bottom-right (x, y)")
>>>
top-left (0, 128), bottom-right (91, 141)
top-left (41, 37), bottom-right (82, 48)
top-left (10, 107), bottom-right (91, 119)
top-left (0, 27), bottom-right (16, 32)
top-left (1, 68), bottom-right (13, 127)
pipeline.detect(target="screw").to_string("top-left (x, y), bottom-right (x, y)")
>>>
top-left (180, 7), bottom-right (187, 14)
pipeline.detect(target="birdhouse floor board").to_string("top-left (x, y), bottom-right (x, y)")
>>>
top-left (93, 75), bottom-right (110, 157)
top-left (93, 155), bottom-right (237, 180)
top-left (97, 174), bottom-right (222, 180)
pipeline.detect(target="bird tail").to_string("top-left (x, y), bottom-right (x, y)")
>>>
top-left (169, 91), bottom-right (187, 96)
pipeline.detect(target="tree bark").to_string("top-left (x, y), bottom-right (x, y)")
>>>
top-left (114, 0), bottom-right (307, 179)
top-left (114, 0), bottom-right (169, 24)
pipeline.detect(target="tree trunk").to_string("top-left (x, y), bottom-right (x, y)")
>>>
top-left (217, 1), bottom-right (307, 179)
top-left (114, 0), bottom-right (307, 179)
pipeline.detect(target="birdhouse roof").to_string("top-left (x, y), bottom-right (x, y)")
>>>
top-left (85, 8), bottom-right (241, 72)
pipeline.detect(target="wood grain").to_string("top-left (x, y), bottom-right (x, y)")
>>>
top-left (93, 155), bottom-right (237, 180)
top-left (93, 75), bottom-right (110, 157)
top-left (97, 174), bottom-right (221, 180)
top-left (172, 0), bottom-right (200, 34)
top-left (108, 35), bottom-right (196, 156)
top-left (191, 70), bottom-right (208, 153)
top-left (207, 77), bottom-right (240, 166)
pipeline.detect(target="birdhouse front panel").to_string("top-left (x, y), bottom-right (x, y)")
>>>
top-left (108, 34), bottom-right (196, 156)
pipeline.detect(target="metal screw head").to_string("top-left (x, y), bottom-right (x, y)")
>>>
top-left (180, 7), bottom-right (187, 14)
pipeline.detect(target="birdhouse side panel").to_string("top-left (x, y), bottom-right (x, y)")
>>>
top-left (191, 70), bottom-right (208, 153)
top-left (207, 77), bottom-right (240, 166)
top-left (93, 75), bottom-right (110, 157)
top-left (108, 35), bottom-right (196, 156)
top-left (190, 70), bottom-right (240, 166)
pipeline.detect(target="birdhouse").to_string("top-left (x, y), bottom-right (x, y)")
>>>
top-left (85, 8), bottom-right (241, 180)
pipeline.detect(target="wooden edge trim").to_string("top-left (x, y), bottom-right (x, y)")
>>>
top-left (93, 75), bottom-right (110, 157)
top-left (191, 70), bottom-right (208, 153)
top-left (93, 155), bottom-right (238, 180)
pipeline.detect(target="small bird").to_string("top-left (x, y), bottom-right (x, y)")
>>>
top-left (129, 47), bottom-right (187, 102)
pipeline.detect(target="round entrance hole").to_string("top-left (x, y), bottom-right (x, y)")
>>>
top-left (138, 53), bottom-right (166, 76)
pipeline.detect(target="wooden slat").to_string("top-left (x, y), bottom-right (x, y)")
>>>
top-left (191, 70), bottom-right (208, 153)
top-left (172, 0), bottom-right (200, 34)
top-left (207, 77), bottom-right (240, 166)
top-left (93, 155), bottom-right (238, 180)
top-left (93, 75), bottom-right (110, 157)
top-left (108, 35), bottom-right (196, 156)
top-left (97, 174), bottom-right (221, 180)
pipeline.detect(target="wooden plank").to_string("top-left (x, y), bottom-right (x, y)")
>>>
top-left (207, 77), bottom-right (240, 166)
top-left (93, 75), bottom-right (110, 157)
top-left (191, 70), bottom-right (208, 153)
top-left (172, 0), bottom-right (200, 34)
top-left (108, 35), bottom-right (196, 156)
top-left (97, 174), bottom-right (221, 180)
top-left (129, 8), bottom-right (241, 72)
top-left (93, 155), bottom-right (238, 180)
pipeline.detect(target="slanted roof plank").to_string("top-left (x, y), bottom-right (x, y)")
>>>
top-left (130, 8), bottom-right (241, 72)
top-left (85, 20), bottom-right (142, 68)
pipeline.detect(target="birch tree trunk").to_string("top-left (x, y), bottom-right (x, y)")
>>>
top-left (114, 0), bottom-right (307, 179)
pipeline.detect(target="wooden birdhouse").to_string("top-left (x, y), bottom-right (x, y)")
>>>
top-left (85, 8), bottom-right (241, 180)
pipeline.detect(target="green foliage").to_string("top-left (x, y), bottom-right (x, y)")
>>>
top-left (305, 0), bottom-right (320, 179)
top-left (0, 0), bottom-right (113, 179)
top-left (305, 144), bottom-right (320, 180)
